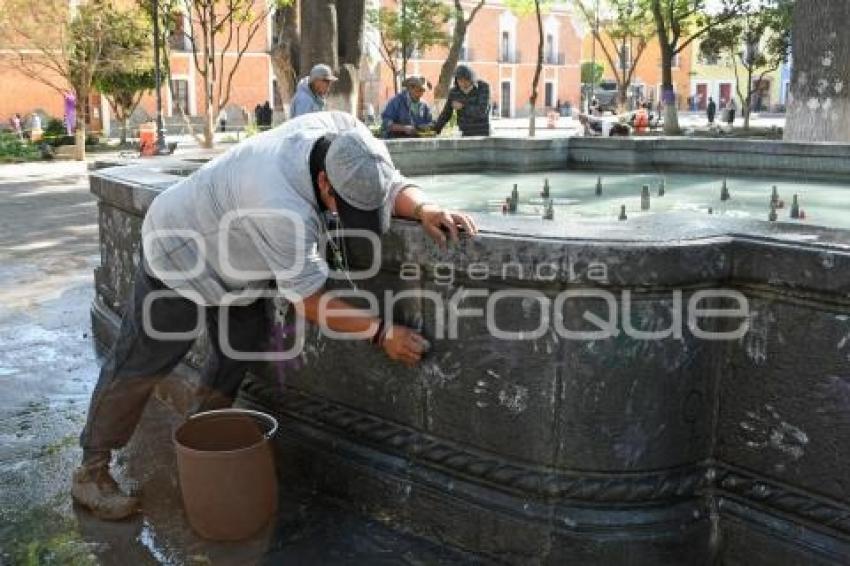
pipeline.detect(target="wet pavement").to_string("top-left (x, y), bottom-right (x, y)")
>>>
top-left (0, 160), bottom-right (476, 565)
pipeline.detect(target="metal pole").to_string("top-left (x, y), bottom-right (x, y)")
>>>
top-left (589, 0), bottom-right (599, 112)
top-left (153, 0), bottom-right (167, 153)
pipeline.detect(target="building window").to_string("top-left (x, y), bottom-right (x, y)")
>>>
top-left (171, 79), bottom-right (189, 115)
top-left (545, 82), bottom-right (554, 108)
top-left (501, 31), bottom-right (510, 62)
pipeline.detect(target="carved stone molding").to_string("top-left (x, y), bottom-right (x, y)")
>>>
top-left (714, 466), bottom-right (850, 537)
top-left (279, 387), bottom-right (709, 504)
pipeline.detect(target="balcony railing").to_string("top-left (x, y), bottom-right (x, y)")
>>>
top-left (544, 52), bottom-right (565, 65)
top-left (499, 50), bottom-right (521, 64)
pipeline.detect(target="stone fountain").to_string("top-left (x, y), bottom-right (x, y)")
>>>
top-left (89, 136), bottom-right (850, 564)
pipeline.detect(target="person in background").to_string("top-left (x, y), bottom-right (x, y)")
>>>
top-left (262, 101), bottom-right (273, 129)
top-left (381, 76), bottom-right (434, 138)
top-left (707, 97), bottom-right (717, 125)
top-left (12, 113), bottom-right (23, 140)
top-left (217, 107), bottom-right (227, 132)
top-left (433, 65), bottom-right (490, 137)
top-left (726, 98), bottom-right (736, 127)
top-left (254, 103), bottom-right (262, 128)
top-left (631, 104), bottom-right (649, 134)
top-left (30, 112), bottom-right (43, 142)
top-left (291, 64), bottom-right (337, 118)
top-left (578, 113), bottom-right (631, 137)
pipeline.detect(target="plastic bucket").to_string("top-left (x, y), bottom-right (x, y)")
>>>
top-left (173, 408), bottom-right (278, 540)
top-left (139, 123), bottom-right (156, 156)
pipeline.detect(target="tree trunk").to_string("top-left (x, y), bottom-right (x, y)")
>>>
top-left (270, 1), bottom-right (300, 112)
top-left (436, 20), bottom-right (465, 105)
top-left (436, 0), bottom-right (478, 105)
top-left (650, 0), bottom-right (680, 135)
top-left (332, 0), bottom-right (365, 116)
top-left (784, 0), bottom-right (850, 142)
top-left (74, 96), bottom-right (86, 161)
top-left (300, 0), bottom-right (338, 74)
top-left (120, 118), bottom-right (128, 146)
top-left (743, 66), bottom-right (753, 130)
top-left (618, 84), bottom-right (628, 111)
top-left (660, 51), bottom-right (680, 135)
top-left (529, 0), bottom-right (543, 137)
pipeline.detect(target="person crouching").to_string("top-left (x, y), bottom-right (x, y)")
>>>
top-left (381, 76), bottom-right (435, 138)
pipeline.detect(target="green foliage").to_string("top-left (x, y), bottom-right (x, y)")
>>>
top-left (369, 0), bottom-right (451, 84)
top-left (95, 67), bottom-right (156, 120)
top-left (581, 62), bottom-right (604, 85)
top-left (67, 2), bottom-right (151, 93)
top-left (243, 122), bottom-right (259, 138)
top-left (42, 118), bottom-right (69, 147)
top-left (44, 119), bottom-right (66, 139)
top-left (647, 0), bottom-right (747, 52)
top-left (0, 133), bottom-right (40, 162)
top-left (700, 0), bottom-right (792, 69)
top-left (503, 0), bottom-right (554, 17)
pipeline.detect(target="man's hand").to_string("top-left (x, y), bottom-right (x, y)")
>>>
top-left (451, 100), bottom-right (464, 111)
top-left (418, 204), bottom-right (478, 250)
top-left (382, 324), bottom-right (430, 367)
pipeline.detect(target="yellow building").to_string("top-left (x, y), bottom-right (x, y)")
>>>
top-left (690, 37), bottom-right (788, 113)
top-left (689, 40), bottom-right (738, 111)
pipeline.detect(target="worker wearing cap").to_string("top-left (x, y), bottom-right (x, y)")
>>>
top-left (290, 63), bottom-right (338, 118)
top-left (72, 111), bottom-right (478, 520)
top-left (433, 65), bottom-right (491, 137)
top-left (381, 75), bottom-right (435, 138)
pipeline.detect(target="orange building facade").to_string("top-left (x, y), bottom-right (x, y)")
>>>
top-left (0, 0), bottom-right (278, 135)
top-left (369, 1), bottom-right (585, 118)
top-left (580, 33), bottom-right (694, 110)
top-left (0, 1), bottom-right (587, 133)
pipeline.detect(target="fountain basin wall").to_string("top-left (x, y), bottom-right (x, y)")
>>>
top-left (89, 138), bottom-right (850, 565)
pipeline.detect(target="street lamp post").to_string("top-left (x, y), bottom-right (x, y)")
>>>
top-left (589, 0), bottom-right (599, 112)
top-left (152, 0), bottom-right (167, 154)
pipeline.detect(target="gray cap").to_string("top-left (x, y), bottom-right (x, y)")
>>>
top-left (309, 63), bottom-right (338, 82)
top-left (325, 130), bottom-right (398, 233)
top-left (403, 75), bottom-right (431, 90)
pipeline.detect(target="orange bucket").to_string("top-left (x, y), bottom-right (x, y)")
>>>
top-left (139, 123), bottom-right (156, 156)
top-left (173, 409), bottom-right (278, 540)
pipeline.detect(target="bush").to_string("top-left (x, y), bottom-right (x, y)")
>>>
top-left (42, 118), bottom-right (69, 147)
top-left (0, 132), bottom-right (41, 162)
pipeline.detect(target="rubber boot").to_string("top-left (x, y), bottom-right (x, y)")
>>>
top-left (71, 462), bottom-right (140, 520)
